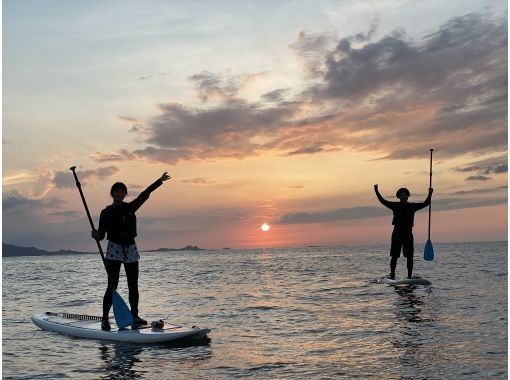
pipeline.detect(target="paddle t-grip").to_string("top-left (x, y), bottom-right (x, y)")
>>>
top-left (69, 166), bottom-right (82, 188)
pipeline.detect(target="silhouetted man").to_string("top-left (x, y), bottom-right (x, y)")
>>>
top-left (374, 185), bottom-right (433, 279)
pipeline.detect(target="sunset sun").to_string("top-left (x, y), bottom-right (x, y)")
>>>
top-left (260, 223), bottom-right (270, 232)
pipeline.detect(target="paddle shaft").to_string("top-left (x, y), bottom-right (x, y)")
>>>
top-left (427, 149), bottom-right (433, 240)
top-left (69, 166), bottom-right (107, 270)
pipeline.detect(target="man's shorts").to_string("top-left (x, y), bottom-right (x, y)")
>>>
top-left (390, 229), bottom-right (414, 258)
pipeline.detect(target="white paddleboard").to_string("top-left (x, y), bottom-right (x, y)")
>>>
top-left (32, 312), bottom-right (210, 344)
top-left (378, 276), bottom-right (432, 285)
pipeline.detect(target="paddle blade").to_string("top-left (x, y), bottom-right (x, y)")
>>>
top-left (112, 290), bottom-right (134, 328)
top-left (424, 239), bottom-right (434, 261)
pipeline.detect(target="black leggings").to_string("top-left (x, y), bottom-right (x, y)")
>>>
top-left (103, 259), bottom-right (139, 320)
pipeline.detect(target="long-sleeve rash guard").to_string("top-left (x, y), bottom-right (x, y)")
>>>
top-left (375, 189), bottom-right (431, 231)
top-left (97, 179), bottom-right (163, 245)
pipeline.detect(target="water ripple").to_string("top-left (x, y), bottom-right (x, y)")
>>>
top-left (3, 242), bottom-right (507, 378)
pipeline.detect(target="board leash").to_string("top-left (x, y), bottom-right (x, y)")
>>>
top-left (45, 312), bottom-right (112, 321)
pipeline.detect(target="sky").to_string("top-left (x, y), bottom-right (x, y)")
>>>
top-left (2, 0), bottom-right (508, 251)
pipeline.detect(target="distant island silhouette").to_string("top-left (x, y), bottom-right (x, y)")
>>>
top-left (145, 245), bottom-right (204, 252)
top-left (2, 243), bottom-right (205, 257)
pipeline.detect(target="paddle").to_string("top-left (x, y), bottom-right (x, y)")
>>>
top-left (424, 149), bottom-right (434, 261)
top-left (70, 166), bottom-right (134, 328)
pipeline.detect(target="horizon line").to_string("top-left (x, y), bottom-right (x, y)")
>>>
top-left (3, 239), bottom-right (507, 254)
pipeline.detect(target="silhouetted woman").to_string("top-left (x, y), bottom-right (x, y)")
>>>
top-left (92, 172), bottom-right (171, 330)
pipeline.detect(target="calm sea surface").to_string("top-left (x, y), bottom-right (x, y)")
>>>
top-left (2, 242), bottom-right (507, 379)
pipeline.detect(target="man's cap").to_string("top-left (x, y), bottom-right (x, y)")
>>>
top-left (396, 187), bottom-right (410, 197)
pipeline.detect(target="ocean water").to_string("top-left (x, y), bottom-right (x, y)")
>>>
top-left (2, 241), bottom-right (507, 379)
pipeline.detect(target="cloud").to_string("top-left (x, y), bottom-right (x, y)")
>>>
top-left (308, 14), bottom-right (505, 100)
top-left (118, 116), bottom-right (145, 134)
top-left (3, 190), bottom-right (38, 211)
top-left (453, 185), bottom-right (507, 195)
top-left (118, 116), bottom-right (139, 124)
top-left (94, 166), bottom-right (120, 178)
top-left (3, 171), bottom-right (36, 186)
top-left (53, 165), bottom-right (120, 188)
top-left (284, 143), bottom-right (325, 156)
top-left (98, 12), bottom-right (507, 164)
top-left (303, 13), bottom-right (507, 159)
top-left (0, 185), bottom-right (213, 238)
top-left (130, 100), bottom-right (300, 163)
top-left (189, 70), bottom-right (267, 103)
top-left (466, 175), bottom-right (491, 181)
top-left (261, 88), bottom-right (290, 103)
top-left (48, 210), bottom-right (83, 219)
top-left (4, 165), bottom-right (110, 201)
top-left (485, 166), bottom-right (506, 174)
top-left (180, 177), bottom-right (219, 185)
top-left (431, 196), bottom-right (506, 210)
top-left (289, 30), bottom-right (338, 77)
top-left (452, 155), bottom-right (508, 174)
top-left (458, 165), bottom-right (508, 174)
top-left (123, 100), bottom-right (343, 163)
top-left (139, 207), bottom-right (249, 229)
top-left (276, 196), bottom-right (507, 224)
top-left (278, 206), bottom-right (388, 224)
top-left (91, 152), bottom-right (127, 162)
top-left (2, 194), bottom-right (92, 250)
top-left (3, 190), bottom-right (64, 211)
top-left (138, 72), bottom-right (172, 81)
top-left (30, 166), bottom-right (54, 198)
